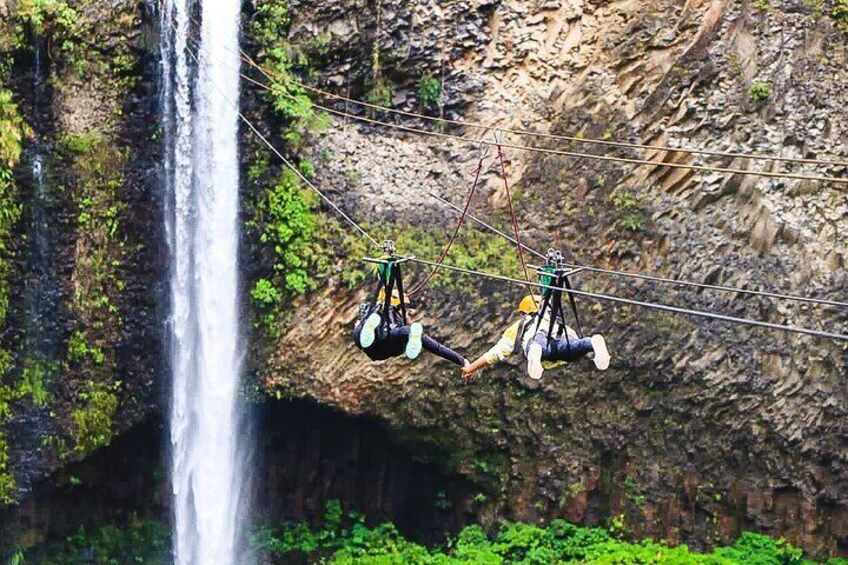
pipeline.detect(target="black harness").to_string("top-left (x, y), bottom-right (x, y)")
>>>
top-left (365, 243), bottom-right (409, 331)
top-left (533, 251), bottom-right (584, 347)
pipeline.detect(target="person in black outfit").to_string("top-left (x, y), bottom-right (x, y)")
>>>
top-left (353, 291), bottom-right (467, 367)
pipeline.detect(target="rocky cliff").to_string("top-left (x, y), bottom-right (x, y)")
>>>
top-left (260, 0), bottom-right (848, 556)
top-left (0, 0), bottom-right (846, 559)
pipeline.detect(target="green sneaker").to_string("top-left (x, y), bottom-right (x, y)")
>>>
top-left (358, 313), bottom-right (381, 349)
top-left (406, 322), bottom-right (423, 359)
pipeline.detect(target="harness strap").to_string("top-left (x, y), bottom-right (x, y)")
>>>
top-left (563, 276), bottom-right (583, 338)
top-left (370, 258), bottom-right (410, 330)
top-left (382, 265), bottom-right (395, 330)
top-left (393, 263), bottom-right (409, 326)
top-left (511, 313), bottom-right (530, 357)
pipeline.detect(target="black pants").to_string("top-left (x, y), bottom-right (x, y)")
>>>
top-left (529, 331), bottom-right (593, 363)
top-left (353, 319), bottom-right (465, 366)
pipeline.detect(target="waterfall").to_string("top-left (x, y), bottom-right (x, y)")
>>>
top-left (160, 1), bottom-right (249, 563)
top-left (23, 35), bottom-right (59, 374)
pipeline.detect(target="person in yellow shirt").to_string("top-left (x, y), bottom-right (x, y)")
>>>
top-left (462, 294), bottom-right (610, 380)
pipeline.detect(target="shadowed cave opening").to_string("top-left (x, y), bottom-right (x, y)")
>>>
top-left (0, 399), bottom-right (476, 553)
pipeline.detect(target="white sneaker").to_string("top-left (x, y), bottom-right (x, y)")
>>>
top-left (591, 334), bottom-right (610, 370)
top-left (406, 322), bottom-right (424, 359)
top-left (527, 342), bottom-right (544, 380)
top-left (358, 313), bottom-right (381, 348)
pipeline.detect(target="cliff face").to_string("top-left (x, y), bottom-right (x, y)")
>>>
top-left (0, 0), bottom-right (164, 501)
top-left (264, 0), bottom-right (848, 556)
top-left (0, 0), bottom-right (846, 559)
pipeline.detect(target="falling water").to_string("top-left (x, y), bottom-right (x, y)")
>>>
top-left (160, 1), bottom-right (248, 563)
top-left (23, 35), bottom-right (60, 373)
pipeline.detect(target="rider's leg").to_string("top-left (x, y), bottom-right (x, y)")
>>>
top-left (419, 332), bottom-right (465, 366)
top-left (548, 334), bottom-right (610, 370)
top-left (357, 312), bottom-right (382, 349)
top-left (526, 331), bottom-right (547, 380)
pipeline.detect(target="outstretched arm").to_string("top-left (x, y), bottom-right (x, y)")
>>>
top-left (462, 355), bottom-right (491, 380)
top-left (462, 320), bottom-right (523, 381)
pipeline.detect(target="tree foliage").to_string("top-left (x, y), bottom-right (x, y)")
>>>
top-left (250, 501), bottom-right (848, 565)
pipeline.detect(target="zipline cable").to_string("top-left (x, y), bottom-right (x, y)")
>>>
top-left (496, 138), bottom-right (536, 297)
top-left (298, 99), bottom-right (848, 185)
top-left (235, 46), bottom-right (848, 169)
top-left (179, 25), bottom-right (848, 185)
top-left (177, 26), bottom-right (848, 310)
top-left (427, 190), bottom-right (848, 309)
top-left (406, 148), bottom-right (488, 296)
top-left (175, 20), bottom-right (381, 248)
top-left (401, 256), bottom-right (848, 342)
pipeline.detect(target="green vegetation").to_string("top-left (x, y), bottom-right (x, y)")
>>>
top-left (246, 161), bottom-right (318, 334)
top-left (14, 504), bottom-right (848, 565)
top-left (66, 330), bottom-right (105, 366)
top-left (0, 385), bottom-right (17, 503)
top-left (0, 89), bottom-right (26, 337)
top-left (253, 0), bottom-right (330, 149)
top-left (11, 0), bottom-right (78, 51)
top-left (70, 380), bottom-right (119, 454)
top-left (610, 188), bottom-right (647, 233)
top-left (247, 0), bottom-right (332, 335)
top-left (749, 81), bottom-right (771, 103)
top-left (0, 87), bottom-right (28, 502)
top-left (17, 518), bottom-right (170, 564)
top-left (9, 0), bottom-right (136, 86)
top-left (57, 132), bottom-right (128, 456)
top-left (19, 359), bottom-right (56, 407)
top-left (417, 74), bottom-right (442, 108)
top-left (251, 502), bottom-right (848, 564)
top-left (315, 216), bottom-right (526, 292)
top-left (366, 79), bottom-right (393, 110)
top-left (834, 0), bottom-right (848, 30)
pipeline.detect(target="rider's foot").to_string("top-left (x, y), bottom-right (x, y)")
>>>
top-left (527, 342), bottom-right (544, 380)
top-left (358, 313), bottom-right (381, 349)
top-left (406, 322), bottom-right (424, 359)
top-left (591, 334), bottom-right (610, 370)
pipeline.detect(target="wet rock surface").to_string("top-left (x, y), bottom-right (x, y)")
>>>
top-left (268, 0), bottom-right (848, 557)
top-left (0, 0), bottom-right (846, 559)
top-left (0, 401), bottom-right (475, 551)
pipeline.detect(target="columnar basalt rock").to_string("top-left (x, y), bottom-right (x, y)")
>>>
top-left (265, 0), bottom-right (848, 556)
top-left (0, 0), bottom-right (845, 558)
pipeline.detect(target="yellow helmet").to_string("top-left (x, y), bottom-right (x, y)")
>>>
top-left (377, 289), bottom-right (402, 307)
top-left (518, 294), bottom-right (540, 314)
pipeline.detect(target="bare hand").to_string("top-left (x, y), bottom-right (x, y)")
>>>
top-left (461, 360), bottom-right (475, 382)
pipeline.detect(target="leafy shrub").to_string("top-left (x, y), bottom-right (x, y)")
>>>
top-left (257, 169), bottom-right (317, 295)
top-left (749, 81), bottom-right (771, 103)
top-left (610, 188), bottom-right (647, 233)
top-left (253, 0), bottom-right (330, 149)
top-left (367, 80), bottom-right (393, 109)
top-left (71, 380), bottom-right (119, 453)
top-left (834, 0), bottom-right (848, 30)
top-left (67, 330), bottom-right (104, 365)
top-left (0, 88), bottom-right (26, 503)
top-left (21, 518), bottom-right (170, 564)
top-left (250, 501), bottom-right (838, 565)
top-left (417, 73), bottom-right (442, 108)
top-left (13, 0), bottom-right (79, 49)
